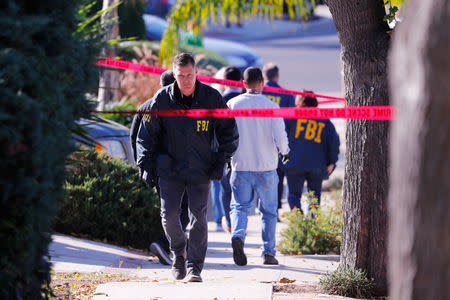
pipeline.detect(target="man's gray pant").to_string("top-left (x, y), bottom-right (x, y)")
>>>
top-left (158, 177), bottom-right (210, 272)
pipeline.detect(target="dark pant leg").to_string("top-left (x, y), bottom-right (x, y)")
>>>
top-left (180, 192), bottom-right (190, 230)
top-left (185, 181), bottom-right (210, 272)
top-left (158, 178), bottom-right (187, 258)
top-left (286, 172), bottom-right (306, 212)
top-left (158, 191), bottom-right (190, 252)
top-left (276, 168), bottom-right (285, 209)
top-left (220, 171), bottom-right (232, 228)
top-left (305, 169), bottom-right (324, 206)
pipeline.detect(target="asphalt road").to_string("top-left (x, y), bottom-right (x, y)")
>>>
top-left (245, 18), bottom-right (342, 95)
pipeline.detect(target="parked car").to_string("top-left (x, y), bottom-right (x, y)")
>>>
top-left (142, 14), bottom-right (263, 70)
top-left (74, 118), bottom-right (134, 165)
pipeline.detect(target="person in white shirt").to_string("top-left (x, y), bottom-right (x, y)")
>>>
top-left (227, 67), bottom-right (290, 266)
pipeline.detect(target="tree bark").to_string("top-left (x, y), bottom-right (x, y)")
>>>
top-left (388, 0), bottom-right (450, 298)
top-left (327, 0), bottom-right (391, 294)
top-left (98, 0), bottom-right (120, 110)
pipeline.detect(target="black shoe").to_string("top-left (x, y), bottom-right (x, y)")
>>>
top-left (263, 254), bottom-right (279, 265)
top-left (172, 256), bottom-right (187, 280)
top-left (186, 269), bottom-right (203, 282)
top-left (150, 242), bottom-right (172, 266)
top-left (231, 238), bottom-right (247, 266)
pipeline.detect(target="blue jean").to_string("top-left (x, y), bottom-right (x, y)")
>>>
top-left (286, 168), bottom-right (323, 212)
top-left (230, 170), bottom-right (278, 256)
top-left (211, 180), bottom-right (224, 224)
top-left (211, 168), bottom-right (232, 227)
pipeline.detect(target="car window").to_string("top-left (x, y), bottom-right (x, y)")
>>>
top-left (96, 140), bottom-right (127, 160)
top-left (143, 14), bottom-right (167, 40)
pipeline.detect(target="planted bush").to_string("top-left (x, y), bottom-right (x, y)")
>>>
top-left (278, 192), bottom-right (343, 254)
top-left (54, 149), bottom-right (163, 250)
top-left (101, 98), bottom-right (137, 128)
top-left (319, 268), bottom-right (374, 298)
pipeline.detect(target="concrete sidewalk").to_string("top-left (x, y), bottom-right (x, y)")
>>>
top-left (49, 209), bottom-right (348, 299)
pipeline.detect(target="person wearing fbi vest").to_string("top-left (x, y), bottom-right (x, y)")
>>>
top-left (137, 53), bottom-right (239, 282)
top-left (261, 63), bottom-right (295, 219)
top-left (283, 92), bottom-right (340, 212)
top-left (130, 70), bottom-right (190, 266)
top-left (228, 67), bottom-right (290, 266)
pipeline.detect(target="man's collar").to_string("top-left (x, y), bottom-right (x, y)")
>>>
top-left (173, 80), bottom-right (200, 104)
top-left (265, 80), bottom-right (280, 88)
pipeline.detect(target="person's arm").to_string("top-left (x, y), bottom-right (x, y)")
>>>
top-left (213, 93), bottom-right (239, 164)
top-left (272, 104), bottom-right (290, 156)
top-left (136, 98), bottom-right (161, 176)
top-left (130, 101), bottom-right (151, 163)
top-left (326, 121), bottom-right (340, 174)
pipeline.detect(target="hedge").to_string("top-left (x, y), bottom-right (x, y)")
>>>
top-left (54, 150), bottom-right (163, 250)
top-left (0, 0), bottom-right (99, 298)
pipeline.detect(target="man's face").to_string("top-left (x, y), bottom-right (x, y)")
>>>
top-left (173, 63), bottom-right (197, 96)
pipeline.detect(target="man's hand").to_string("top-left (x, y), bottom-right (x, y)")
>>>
top-left (327, 164), bottom-right (335, 176)
top-left (210, 162), bottom-right (225, 181)
top-left (280, 153), bottom-right (290, 165)
top-left (143, 169), bottom-right (157, 189)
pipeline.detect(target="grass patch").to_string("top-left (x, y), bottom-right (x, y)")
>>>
top-left (49, 272), bottom-right (148, 299)
top-left (319, 268), bottom-right (374, 298)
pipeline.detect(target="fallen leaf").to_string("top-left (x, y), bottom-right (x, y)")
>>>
top-left (279, 277), bottom-right (296, 283)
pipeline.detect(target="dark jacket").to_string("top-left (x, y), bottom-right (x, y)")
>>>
top-left (262, 81), bottom-right (295, 108)
top-left (137, 80), bottom-right (239, 184)
top-left (130, 99), bottom-right (152, 162)
top-left (283, 118), bottom-right (340, 179)
top-left (222, 89), bottom-right (242, 104)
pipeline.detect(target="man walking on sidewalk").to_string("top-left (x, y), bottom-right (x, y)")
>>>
top-left (130, 70), bottom-right (189, 266)
top-left (262, 63), bottom-right (295, 219)
top-left (227, 67), bottom-right (290, 266)
top-left (137, 53), bottom-right (239, 282)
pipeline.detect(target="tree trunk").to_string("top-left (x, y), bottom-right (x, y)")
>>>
top-left (388, 0), bottom-right (450, 298)
top-left (327, 0), bottom-right (390, 294)
top-left (98, 0), bottom-right (120, 110)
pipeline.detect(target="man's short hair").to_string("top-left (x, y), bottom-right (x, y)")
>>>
top-left (243, 67), bottom-right (263, 86)
top-left (173, 52), bottom-right (196, 68)
top-left (303, 96), bottom-right (318, 107)
top-left (160, 70), bottom-right (175, 87)
top-left (224, 66), bottom-right (242, 82)
top-left (300, 90), bottom-right (318, 107)
top-left (262, 63), bottom-right (279, 81)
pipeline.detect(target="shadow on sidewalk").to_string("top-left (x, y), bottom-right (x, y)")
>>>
top-left (203, 261), bottom-right (326, 276)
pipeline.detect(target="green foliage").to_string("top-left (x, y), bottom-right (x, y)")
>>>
top-left (0, 0), bottom-right (100, 298)
top-left (118, 0), bottom-right (146, 39)
top-left (54, 150), bottom-right (163, 250)
top-left (100, 98), bottom-right (137, 128)
top-left (320, 268), bottom-right (374, 298)
top-left (159, 0), bottom-right (314, 66)
top-left (278, 192), bottom-right (342, 254)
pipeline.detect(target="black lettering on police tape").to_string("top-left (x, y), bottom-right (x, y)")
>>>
top-left (336, 109), bottom-right (345, 117)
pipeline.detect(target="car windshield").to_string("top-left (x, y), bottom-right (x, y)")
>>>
top-left (143, 14), bottom-right (167, 40)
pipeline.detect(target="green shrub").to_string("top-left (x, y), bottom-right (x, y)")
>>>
top-left (319, 268), bottom-right (374, 298)
top-left (278, 192), bottom-right (343, 254)
top-left (100, 98), bottom-right (137, 128)
top-left (54, 150), bottom-right (163, 250)
top-left (0, 1), bottom-right (99, 298)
